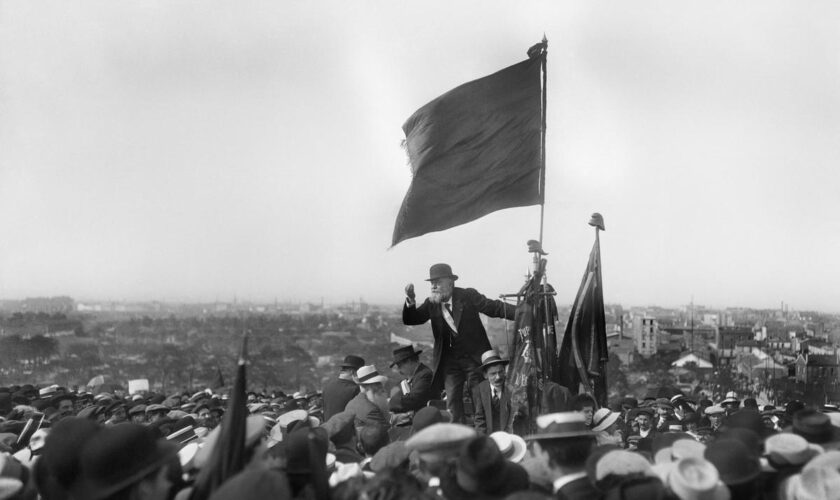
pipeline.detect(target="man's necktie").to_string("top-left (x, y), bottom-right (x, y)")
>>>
top-left (492, 389), bottom-right (500, 405)
top-left (443, 303), bottom-right (458, 336)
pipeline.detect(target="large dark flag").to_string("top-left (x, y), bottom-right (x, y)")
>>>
top-left (392, 50), bottom-right (544, 246)
top-left (190, 335), bottom-right (248, 500)
top-left (557, 232), bottom-right (609, 406)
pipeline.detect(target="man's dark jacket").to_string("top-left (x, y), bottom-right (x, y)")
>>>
top-left (472, 379), bottom-right (513, 434)
top-left (322, 377), bottom-right (359, 422)
top-left (402, 287), bottom-right (516, 393)
top-left (388, 362), bottom-right (437, 413)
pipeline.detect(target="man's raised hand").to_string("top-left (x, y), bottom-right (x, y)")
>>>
top-left (405, 283), bottom-right (415, 301)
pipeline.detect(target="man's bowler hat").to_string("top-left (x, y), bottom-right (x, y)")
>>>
top-left (75, 424), bottom-right (178, 500)
top-left (390, 345), bottom-right (422, 367)
top-left (339, 355), bottom-right (365, 370)
top-left (426, 263), bottom-right (458, 281)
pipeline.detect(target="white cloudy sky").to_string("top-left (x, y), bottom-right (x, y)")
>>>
top-left (1, 1), bottom-right (838, 312)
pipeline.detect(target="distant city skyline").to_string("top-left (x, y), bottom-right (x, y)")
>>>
top-left (2, 2), bottom-right (839, 314)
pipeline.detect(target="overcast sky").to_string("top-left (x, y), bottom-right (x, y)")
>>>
top-left (1, 1), bottom-right (838, 313)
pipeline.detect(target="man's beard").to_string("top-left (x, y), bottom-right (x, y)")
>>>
top-left (429, 291), bottom-right (451, 304)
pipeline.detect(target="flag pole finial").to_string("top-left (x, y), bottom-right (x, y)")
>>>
top-left (589, 213), bottom-right (605, 232)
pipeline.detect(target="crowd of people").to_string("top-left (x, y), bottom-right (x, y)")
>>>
top-left (2, 372), bottom-right (840, 500)
top-left (2, 263), bottom-right (839, 499)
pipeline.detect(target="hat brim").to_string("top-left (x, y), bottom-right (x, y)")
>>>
top-left (358, 375), bottom-right (388, 385)
top-left (390, 350), bottom-right (422, 367)
top-left (425, 274), bottom-right (458, 281)
top-left (507, 435), bottom-right (527, 463)
top-left (524, 429), bottom-right (596, 441)
top-left (592, 412), bottom-right (621, 433)
top-left (480, 359), bottom-right (509, 371)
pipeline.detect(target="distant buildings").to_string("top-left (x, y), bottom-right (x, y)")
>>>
top-left (634, 316), bottom-right (658, 357)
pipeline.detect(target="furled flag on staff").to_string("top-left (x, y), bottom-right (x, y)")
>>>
top-left (391, 42), bottom-right (546, 246)
top-left (211, 366), bottom-right (225, 389)
top-left (190, 334), bottom-right (249, 500)
top-left (556, 218), bottom-right (608, 407)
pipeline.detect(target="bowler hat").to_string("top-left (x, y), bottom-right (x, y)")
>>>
top-left (704, 439), bottom-right (761, 486)
top-left (791, 408), bottom-right (840, 446)
top-left (425, 263), bottom-right (458, 281)
top-left (390, 345), bottom-right (422, 367)
top-left (339, 355), bottom-right (365, 370)
top-left (75, 424), bottom-right (177, 500)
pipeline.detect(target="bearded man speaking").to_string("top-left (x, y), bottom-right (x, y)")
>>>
top-left (403, 263), bottom-right (516, 424)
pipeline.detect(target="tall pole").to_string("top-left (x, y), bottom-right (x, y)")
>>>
top-left (538, 35), bottom-right (548, 245)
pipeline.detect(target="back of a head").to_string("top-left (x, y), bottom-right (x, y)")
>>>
top-left (359, 423), bottom-right (389, 457)
top-left (539, 435), bottom-right (595, 469)
top-left (457, 436), bottom-right (505, 491)
top-left (572, 393), bottom-right (596, 411)
top-left (207, 467), bottom-right (291, 500)
top-left (37, 417), bottom-right (101, 497)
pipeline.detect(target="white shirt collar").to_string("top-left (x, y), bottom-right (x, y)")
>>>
top-left (552, 471), bottom-right (588, 493)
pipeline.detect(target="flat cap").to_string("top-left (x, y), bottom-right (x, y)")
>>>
top-left (405, 423), bottom-right (475, 460)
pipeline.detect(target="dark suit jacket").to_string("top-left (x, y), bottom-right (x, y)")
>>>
top-left (322, 377), bottom-right (360, 422)
top-left (343, 392), bottom-right (388, 430)
top-left (472, 380), bottom-right (513, 434)
top-left (388, 362), bottom-right (437, 413)
top-left (402, 287), bottom-right (516, 392)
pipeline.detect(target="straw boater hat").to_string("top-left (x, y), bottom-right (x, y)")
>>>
top-left (355, 365), bottom-right (388, 385)
top-left (764, 433), bottom-right (823, 468)
top-left (525, 412), bottom-right (596, 441)
top-left (390, 345), bottom-right (423, 367)
top-left (721, 391), bottom-right (740, 406)
top-left (663, 457), bottom-right (730, 500)
top-left (591, 408), bottom-right (621, 433)
top-left (479, 349), bottom-right (509, 371)
top-left (426, 263), bottom-right (458, 281)
top-left (489, 431), bottom-right (527, 463)
top-left (704, 405), bottom-right (725, 416)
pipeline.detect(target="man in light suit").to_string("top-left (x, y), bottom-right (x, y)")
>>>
top-left (403, 263), bottom-right (516, 424)
top-left (472, 349), bottom-right (515, 435)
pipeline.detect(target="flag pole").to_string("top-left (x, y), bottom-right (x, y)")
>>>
top-left (538, 35), bottom-right (548, 245)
